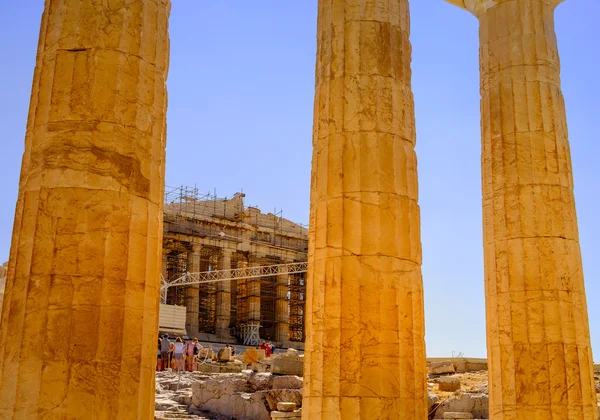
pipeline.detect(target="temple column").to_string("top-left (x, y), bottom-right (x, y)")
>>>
top-left (248, 260), bottom-right (261, 327)
top-left (303, 1), bottom-right (427, 418)
top-left (185, 246), bottom-right (200, 335)
top-left (215, 248), bottom-right (232, 338)
top-left (445, 0), bottom-right (596, 418)
top-left (0, 1), bottom-right (170, 418)
top-left (275, 272), bottom-right (289, 343)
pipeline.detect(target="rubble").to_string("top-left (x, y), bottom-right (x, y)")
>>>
top-left (438, 377), bottom-right (461, 392)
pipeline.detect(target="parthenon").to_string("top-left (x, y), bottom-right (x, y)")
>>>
top-left (0, 0), bottom-right (596, 419)
top-left (161, 186), bottom-right (308, 345)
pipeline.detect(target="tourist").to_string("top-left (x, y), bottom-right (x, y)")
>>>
top-left (185, 338), bottom-right (196, 371)
top-left (157, 337), bottom-right (163, 371)
top-left (172, 337), bottom-right (185, 372)
top-left (264, 342), bottom-right (272, 358)
top-left (160, 334), bottom-right (171, 370)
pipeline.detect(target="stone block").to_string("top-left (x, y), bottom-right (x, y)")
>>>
top-left (244, 348), bottom-right (259, 365)
top-left (271, 410), bottom-right (302, 418)
top-left (434, 393), bottom-right (488, 419)
top-left (277, 402), bottom-right (297, 412)
top-left (438, 377), bottom-right (461, 392)
top-left (257, 349), bottom-right (266, 361)
top-left (251, 362), bottom-right (267, 373)
top-left (429, 361), bottom-right (455, 375)
top-left (218, 347), bottom-right (232, 362)
top-left (273, 375), bottom-right (303, 390)
top-left (265, 389), bottom-right (302, 411)
top-left (271, 358), bottom-right (303, 376)
top-left (443, 413), bottom-right (473, 419)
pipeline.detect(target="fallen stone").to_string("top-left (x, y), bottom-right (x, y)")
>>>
top-left (218, 347), bottom-right (233, 362)
top-left (438, 377), bottom-right (461, 392)
top-left (429, 361), bottom-right (455, 375)
top-left (273, 375), bottom-right (303, 390)
top-left (244, 348), bottom-right (259, 365)
top-left (271, 410), bottom-right (302, 418)
top-left (248, 372), bottom-right (273, 391)
top-left (265, 389), bottom-right (303, 411)
top-left (271, 358), bottom-right (303, 376)
top-left (443, 413), bottom-right (473, 419)
top-left (428, 392), bottom-right (440, 411)
top-left (434, 393), bottom-right (488, 419)
top-left (277, 402), bottom-right (297, 412)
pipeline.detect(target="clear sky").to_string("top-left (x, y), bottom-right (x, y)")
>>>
top-left (0, 1), bottom-right (598, 358)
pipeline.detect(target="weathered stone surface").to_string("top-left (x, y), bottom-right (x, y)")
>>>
top-left (191, 376), bottom-right (269, 420)
top-left (244, 348), bottom-right (259, 364)
top-left (429, 361), bottom-right (456, 375)
top-left (428, 392), bottom-right (440, 411)
top-left (444, 0), bottom-right (597, 418)
top-left (277, 402), bottom-right (297, 412)
top-left (303, 0), bottom-right (427, 418)
top-left (271, 410), bottom-right (302, 419)
top-left (0, 1), bottom-right (170, 418)
top-left (273, 375), bottom-right (303, 390)
top-left (438, 377), bottom-right (461, 392)
top-left (434, 393), bottom-right (488, 420)
top-left (443, 413), bottom-right (473, 420)
top-left (271, 358), bottom-right (303, 376)
top-left (266, 389), bottom-right (302, 411)
top-left (248, 372), bottom-right (273, 392)
top-left (217, 347), bottom-right (232, 362)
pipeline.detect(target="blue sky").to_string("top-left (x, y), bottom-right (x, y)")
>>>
top-left (0, 1), bottom-right (598, 358)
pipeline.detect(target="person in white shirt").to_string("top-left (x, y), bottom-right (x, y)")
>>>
top-left (172, 337), bottom-right (185, 371)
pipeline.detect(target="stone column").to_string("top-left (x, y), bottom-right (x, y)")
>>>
top-left (248, 260), bottom-right (261, 326)
top-left (185, 246), bottom-right (200, 335)
top-left (275, 272), bottom-right (289, 343)
top-left (0, 1), bottom-right (170, 418)
top-left (445, 1), bottom-right (596, 418)
top-left (303, 1), bottom-right (427, 418)
top-left (215, 249), bottom-right (232, 338)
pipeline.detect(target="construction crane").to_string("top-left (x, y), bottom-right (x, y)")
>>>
top-left (160, 261), bottom-right (308, 304)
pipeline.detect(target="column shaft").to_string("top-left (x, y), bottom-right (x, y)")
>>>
top-left (479, 1), bottom-right (596, 418)
top-left (303, 1), bottom-right (427, 418)
top-left (0, 1), bottom-right (170, 418)
top-left (216, 249), bottom-right (232, 338)
top-left (275, 272), bottom-right (289, 343)
top-left (185, 248), bottom-right (200, 334)
top-left (248, 261), bottom-right (261, 325)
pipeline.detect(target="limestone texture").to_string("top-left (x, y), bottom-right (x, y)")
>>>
top-left (0, 1), bottom-right (170, 418)
top-left (444, 0), bottom-right (597, 419)
top-left (303, 0), bottom-right (427, 418)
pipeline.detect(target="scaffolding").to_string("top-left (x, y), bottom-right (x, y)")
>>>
top-left (289, 272), bottom-right (306, 342)
top-left (162, 184), bottom-right (308, 345)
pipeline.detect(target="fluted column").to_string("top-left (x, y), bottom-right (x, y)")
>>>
top-left (303, 1), bottom-right (427, 418)
top-left (215, 249), bottom-right (232, 338)
top-left (247, 260), bottom-right (261, 325)
top-left (445, 0), bottom-right (596, 418)
top-left (0, 1), bottom-right (170, 418)
top-left (275, 272), bottom-right (289, 343)
top-left (185, 246), bottom-right (200, 334)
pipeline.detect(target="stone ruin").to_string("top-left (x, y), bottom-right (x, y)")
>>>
top-left (0, 0), bottom-right (596, 419)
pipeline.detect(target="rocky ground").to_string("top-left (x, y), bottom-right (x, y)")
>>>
top-left (154, 370), bottom-right (303, 420)
top-left (154, 367), bottom-right (600, 420)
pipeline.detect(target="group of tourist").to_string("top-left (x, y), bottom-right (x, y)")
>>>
top-left (258, 341), bottom-right (275, 358)
top-left (157, 334), bottom-right (203, 372)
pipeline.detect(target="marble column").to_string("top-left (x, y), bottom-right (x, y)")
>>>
top-left (303, 1), bottom-right (427, 418)
top-left (275, 272), bottom-right (289, 343)
top-left (445, 0), bottom-right (596, 418)
top-left (215, 249), bottom-right (232, 338)
top-left (185, 246), bottom-right (200, 335)
top-left (248, 261), bottom-right (261, 326)
top-left (0, 1), bottom-right (170, 418)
